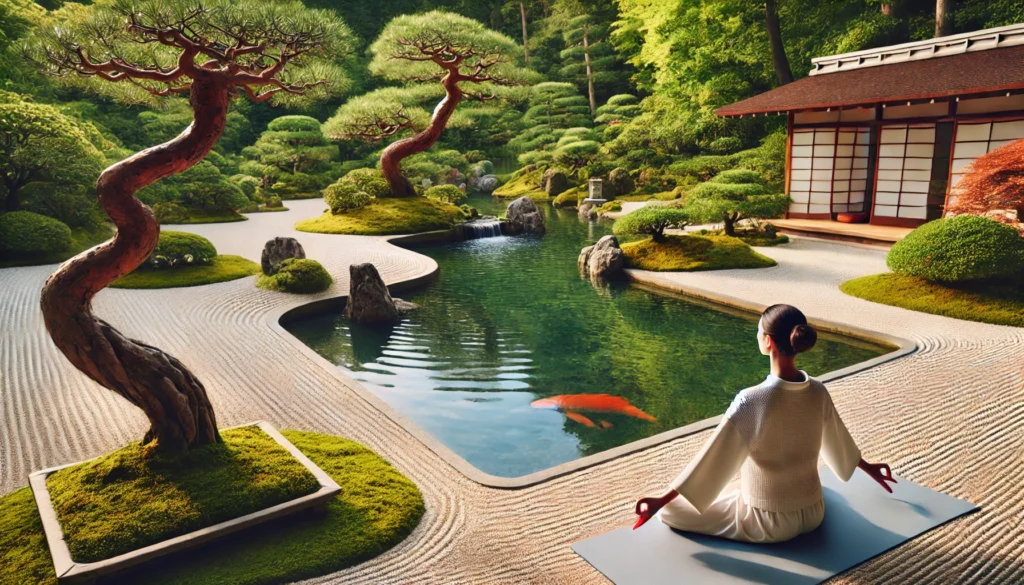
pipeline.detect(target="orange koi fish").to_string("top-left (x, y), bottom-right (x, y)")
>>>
top-left (531, 394), bottom-right (657, 426)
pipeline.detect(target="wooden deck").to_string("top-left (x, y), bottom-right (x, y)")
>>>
top-left (769, 218), bottom-right (913, 246)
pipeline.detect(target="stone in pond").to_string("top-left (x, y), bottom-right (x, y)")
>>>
top-left (261, 237), bottom-right (305, 276)
top-left (578, 202), bottom-right (597, 220)
top-left (476, 174), bottom-right (499, 193)
top-left (506, 196), bottom-right (546, 235)
top-left (542, 168), bottom-right (568, 196)
top-left (345, 263), bottom-right (418, 324)
top-left (579, 235), bottom-right (624, 280)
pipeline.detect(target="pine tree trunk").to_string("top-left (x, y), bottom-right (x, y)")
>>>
top-left (723, 213), bottom-right (738, 236)
top-left (39, 80), bottom-right (227, 454)
top-left (520, 3), bottom-right (530, 63)
top-left (583, 24), bottom-right (597, 117)
top-left (765, 0), bottom-right (794, 86)
top-left (935, 0), bottom-right (952, 37)
top-left (380, 73), bottom-right (464, 197)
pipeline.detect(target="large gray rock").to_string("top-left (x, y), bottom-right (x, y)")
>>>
top-left (476, 174), bottom-right (499, 193)
top-left (345, 263), bottom-right (418, 324)
top-left (578, 202), bottom-right (597, 220)
top-left (578, 235), bottom-right (625, 280)
top-left (261, 237), bottom-right (305, 275)
top-left (608, 167), bottom-right (634, 196)
top-left (505, 196), bottom-right (546, 235)
top-left (542, 168), bottom-right (568, 196)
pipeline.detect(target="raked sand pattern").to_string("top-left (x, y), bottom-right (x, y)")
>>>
top-left (1, 199), bottom-right (1022, 584)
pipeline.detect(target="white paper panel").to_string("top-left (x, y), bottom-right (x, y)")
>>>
top-left (833, 193), bottom-right (849, 203)
top-left (834, 180), bottom-right (850, 191)
top-left (953, 142), bottom-right (988, 158)
top-left (906, 144), bottom-right (934, 158)
top-left (991, 120), bottom-right (1024, 140)
top-left (850, 192), bottom-right (865, 204)
top-left (812, 158), bottom-right (834, 170)
top-left (853, 158), bottom-right (869, 169)
top-left (852, 169), bottom-right (868, 180)
top-left (881, 127), bottom-right (907, 143)
top-left (813, 144), bottom-right (836, 157)
top-left (851, 180), bottom-right (867, 190)
top-left (876, 192), bottom-right (900, 205)
top-left (901, 192), bottom-right (928, 206)
top-left (877, 180), bottom-right (902, 192)
top-left (790, 191), bottom-right (810, 203)
top-left (814, 131), bottom-right (836, 145)
top-left (878, 157), bottom-right (903, 170)
top-left (792, 132), bottom-right (815, 145)
top-left (908, 128), bottom-right (936, 143)
top-left (902, 170), bottom-right (931, 182)
top-left (792, 145), bottom-right (813, 157)
top-left (988, 140), bottom-right (1016, 152)
top-left (835, 158), bottom-right (852, 169)
top-left (901, 181), bottom-right (930, 193)
top-left (855, 146), bottom-right (870, 157)
top-left (789, 202), bottom-right (807, 212)
top-left (811, 169), bottom-right (833, 180)
top-left (811, 180), bottom-right (833, 192)
top-left (898, 206), bottom-right (927, 219)
top-left (809, 204), bottom-right (831, 214)
top-left (833, 169), bottom-right (852, 180)
top-left (790, 180), bottom-right (811, 191)
top-left (837, 132), bottom-right (856, 145)
top-left (877, 170), bottom-right (902, 181)
top-left (874, 205), bottom-right (898, 217)
top-left (904, 158), bottom-right (932, 170)
top-left (857, 132), bottom-right (871, 145)
top-left (836, 145), bottom-right (854, 157)
top-left (810, 192), bottom-right (831, 204)
top-left (790, 169), bottom-right (812, 180)
top-left (950, 158), bottom-right (973, 173)
top-left (955, 123), bottom-right (990, 142)
top-left (879, 144), bottom-right (906, 157)
top-left (791, 157), bottom-right (812, 169)
top-left (833, 204), bottom-right (849, 212)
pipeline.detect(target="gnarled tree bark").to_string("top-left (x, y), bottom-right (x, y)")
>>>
top-left (39, 80), bottom-right (228, 453)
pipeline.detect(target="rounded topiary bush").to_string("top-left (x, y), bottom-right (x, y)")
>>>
top-left (708, 136), bottom-right (743, 154)
top-left (258, 258), bottom-right (332, 293)
top-left (424, 184), bottom-right (466, 206)
top-left (612, 207), bottom-right (691, 241)
top-left (266, 115), bottom-right (322, 133)
top-left (324, 181), bottom-right (372, 214)
top-left (342, 168), bottom-right (391, 198)
top-left (887, 215), bottom-right (1024, 283)
top-left (710, 169), bottom-right (762, 185)
top-left (0, 211), bottom-right (72, 256)
top-left (146, 231), bottom-right (217, 269)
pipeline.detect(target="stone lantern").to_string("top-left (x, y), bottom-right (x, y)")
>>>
top-left (584, 177), bottom-right (607, 204)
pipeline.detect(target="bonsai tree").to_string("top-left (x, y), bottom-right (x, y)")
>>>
top-left (26, 0), bottom-right (352, 453)
top-left (613, 207), bottom-right (691, 242)
top-left (244, 115), bottom-right (337, 175)
top-left (683, 172), bottom-right (788, 236)
top-left (325, 12), bottom-right (530, 197)
top-left (947, 138), bottom-right (1024, 234)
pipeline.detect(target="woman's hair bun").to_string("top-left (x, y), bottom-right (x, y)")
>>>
top-left (789, 324), bottom-right (817, 353)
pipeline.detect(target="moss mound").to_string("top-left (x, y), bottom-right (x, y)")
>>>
top-left (146, 231), bottom-right (217, 269)
top-left (841, 273), bottom-right (1024, 327)
top-left (425, 184), bottom-right (467, 205)
top-left (492, 168), bottom-right (549, 200)
top-left (0, 431), bottom-right (425, 585)
top-left (48, 426), bottom-right (320, 563)
top-left (0, 211), bottom-right (72, 258)
top-left (295, 196), bottom-right (467, 235)
top-left (257, 258), bottom-right (332, 294)
top-left (324, 181), bottom-right (372, 214)
top-left (887, 215), bottom-right (1024, 283)
top-left (112, 255), bottom-right (260, 289)
top-left (622, 235), bottom-right (776, 271)
top-left (552, 185), bottom-right (584, 208)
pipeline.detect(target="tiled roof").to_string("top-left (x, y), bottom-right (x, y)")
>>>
top-left (715, 44), bottom-right (1024, 117)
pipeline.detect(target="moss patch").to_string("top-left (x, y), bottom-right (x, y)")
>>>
top-left (295, 196), bottom-right (467, 235)
top-left (622, 235), bottom-right (777, 272)
top-left (492, 168), bottom-right (550, 201)
top-left (163, 210), bottom-right (248, 225)
top-left (111, 255), bottom-right (260, 289)
top-left (699, 228), bottom-right (789, 247)
top-left (840, 273), bottom-right (1024, 327)
top-left (0, 224), bottom-right (113, 269)
top-left (47, 426), bottom-right (320, 563)
top-left (0, 431), bottom-right (425, 585)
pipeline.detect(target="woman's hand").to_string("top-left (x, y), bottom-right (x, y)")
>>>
top-left (634, 490), bottom-right (678, 529)
top-left (858, 459), bottom-right (897, 493)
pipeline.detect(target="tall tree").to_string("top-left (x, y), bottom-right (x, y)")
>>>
top-left (935, 0), bottom-right (953, 37)
top-left (244, 116), bottom-right (337, 175)
top-left (27, 0), bottom-right (352, 454)
top-left (764, 0), bottom-right (793, 85)
top-left (356, 11), bottom-right (530, 197)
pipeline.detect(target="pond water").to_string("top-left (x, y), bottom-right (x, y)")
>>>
top-left (285, 196), bottom-right (888, 478)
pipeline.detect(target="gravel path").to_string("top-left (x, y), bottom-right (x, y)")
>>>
top-left (1, 199), bottom-right (1021, 584)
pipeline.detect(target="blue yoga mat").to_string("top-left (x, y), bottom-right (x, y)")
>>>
top-left (572, 469), bottom-right (977, 585)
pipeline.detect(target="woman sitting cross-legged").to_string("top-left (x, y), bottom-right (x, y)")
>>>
top-left (635, 304), bottom-right (896, 543)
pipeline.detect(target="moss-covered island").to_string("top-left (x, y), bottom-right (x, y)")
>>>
top-left (622, 235), bottom-right (777, 272)
top-left (296, 197), bottom-right (468, 235)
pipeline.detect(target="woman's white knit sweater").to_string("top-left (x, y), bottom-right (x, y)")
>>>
top-left (669, 372), bottom-right (861, 514)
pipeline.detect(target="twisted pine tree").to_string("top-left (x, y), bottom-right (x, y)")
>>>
top-left (324, 12), bottom-right (531, 197)
top-left (26, 0), bottom-right (352, 454)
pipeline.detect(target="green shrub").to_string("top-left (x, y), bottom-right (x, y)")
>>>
top-left (146, 231), bottom-right (217, 269)
top-left (0, 211), bottom-right (72, 256)
top-left (708, 136), bottom-right (743, 154)
top-left (424, 184), bottom-right (467, 205)
top-left (612, 207), bottom-right (691, 241)
top-left (887, 216), bottom-right (1024, 283)
top-left (22, 183), bottom-right (104, 230)
top-left (342, 168), bottom-right (391, 198)
top-left (667, 155), bottom-right (737, 181)
top-left (265, 196), bottom-right (283, 209)
top-left (229, 174), bottom-right (261, 199)
top-left (735, 132), bottom-right (787, 186)
top-left (270, 172), bottom-right (325, 197)
top-left (152, 201), bottom-right (190, 224)
top-left (710, 169), bottom-right (762, 185)
top-left (477, 160), bottom-right (495, 175)
top-left (258, 258), bottom-right (332, 293)
top-left (687, 182), bottom-right (769, 199)
top-left (324, 181), bottom-right (372, 214)
top-left (267, 115), bottom-right (322, 133)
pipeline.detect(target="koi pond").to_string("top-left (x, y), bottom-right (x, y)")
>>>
top-left (285, 197), bottom-right (889, 478)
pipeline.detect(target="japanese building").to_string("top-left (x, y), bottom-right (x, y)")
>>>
top-left (716, 23), bottom-right (1024, 228)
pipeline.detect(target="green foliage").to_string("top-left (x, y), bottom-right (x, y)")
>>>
top-left (324, 181), bottom-right (372, 214)
top-left (20, 182), bottom-right (104, 229)
top-left (708, 136), bottom-right (742, 154)
top-left (296, 197), bottom-right (468, 235)
top-left (553, 140), bottom-right (600, 173)
top-left (558, 15), bottom-right (630, 108)
top-left (612, 207), bottom-right (691, 241)
top-left (258, 258), bottom-right (333, 294)
top-left (343, 168), bottom-right (391, 198)
top-left (146, 231), bottom-right (217, 269)
top-left (245, 115), bottom-right (337, 194)
top-left (886, 216), bottom-right (1024, 283)
top-left (621, 234), bottom-right (776, 271)
top-left (230, 174), bottom-right (261, 199)
top-left (399, 149), bottom-right (469, 186)
top-left (668, 155), bottom-right (737, 182)
top-left (492, 167), bottom-right (548, 200)
top-left (425, 184), bottom-right (467, 205)
top-left (552, 185), bottom-right (585, 208)
top-left (270, 172), bottom-right (329, 198)
top-left (595, 94), bottom-right (640, 124)
top-left (111, 255), bottom-right (261, 289)
top-left (46, 425), bottom-right (319, 563)
top-left (840, 273), bottom-right (1024, 328)
top-left (710, 169), bottom-right (762, 185)
top-left (0, 210), bottom-right (71, 256)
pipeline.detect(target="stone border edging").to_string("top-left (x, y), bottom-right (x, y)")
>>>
top-left (29, 421), bottom-right (341, 585)
top-left (265, 234), bottom-right (917, 490)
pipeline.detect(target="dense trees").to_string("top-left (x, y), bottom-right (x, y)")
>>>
top-left (26, 0), bottom-right (353, 454)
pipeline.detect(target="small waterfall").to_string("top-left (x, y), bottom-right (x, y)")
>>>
top-left (463, 219), bottom-right (504, 239)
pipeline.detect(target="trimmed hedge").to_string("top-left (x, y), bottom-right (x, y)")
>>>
top-left (324, 181), bottom-right (372, 214)
top-left (887, 215), bottom-right (1024, 283)
top-left (257, 258), bottom-right (332, 294)
top-left (146, 231), bottom-right (217, 269)
top-left (424, 184), bottom-right (467, 206)
top-left (0, 211), bottom-right (72, 256)
top-left (687, 181), bottom-right (769, 199)
top-left (710, 169), bottom-right (762, 185)
top-left (613, 207), bottom-right (691, 241)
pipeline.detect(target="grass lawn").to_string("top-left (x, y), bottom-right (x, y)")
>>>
top-left (295, 196), bottom-right (468, 235)
top-left (163, 209), bottom-right (248, 225)
top-left (0, 430), bottom-right (425, 585)
top-left (698, 228), bottom-right (789, 247)
top-left (621, 234), bottom-right (777, 271)
top-left (0, 224), bottom-right (113, 269)
top-left (840, 273), bottom-right (1024, 327)
top-left (110, 255), bottom-right (260, 289)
